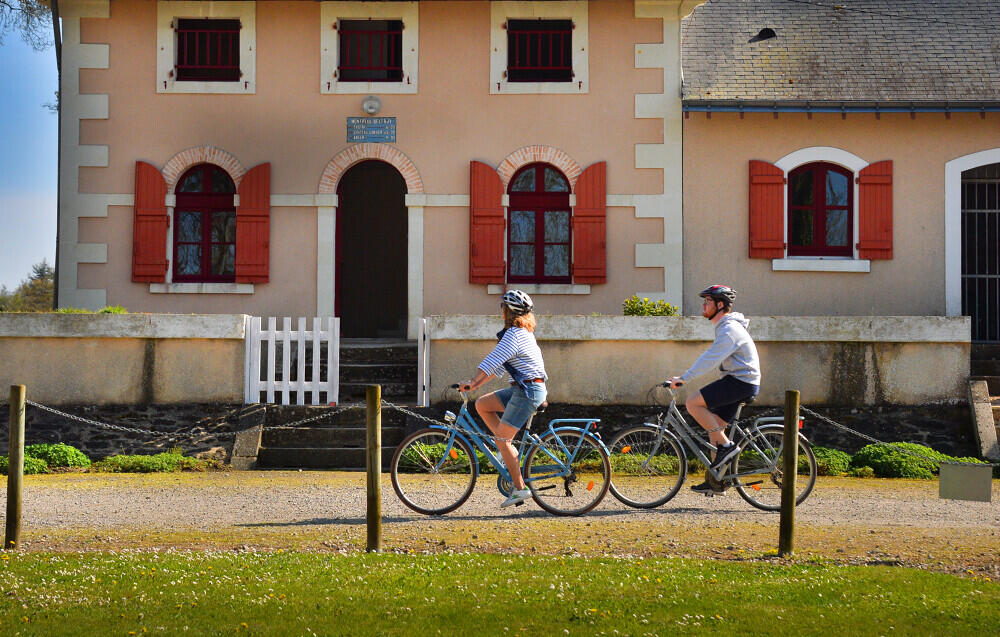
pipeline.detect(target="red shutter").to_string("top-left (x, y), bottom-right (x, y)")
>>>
top-left (748, 160), bottom-right (786, 259)
top-left (132, 161), bottom-right (169, 282)
top-left (236, 163), bottom-right (271, 283)
top-left (573, 161), bottom-right (607, 283)
top-left (857, 160), bottom-right (893, 260)
top-left (469, 160), bottom-right (505, 284)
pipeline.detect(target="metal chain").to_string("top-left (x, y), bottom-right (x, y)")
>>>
top-left (260, 404), bottom-right (363, 430)
top-left (800, 405), bottom-right (998, 468)
top-left (26, 400), bottom-right (237, 441)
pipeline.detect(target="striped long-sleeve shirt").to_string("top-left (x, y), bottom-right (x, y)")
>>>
top-left (478, 327), bottom-right (547, 386)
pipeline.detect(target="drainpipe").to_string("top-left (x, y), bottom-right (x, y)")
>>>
top-left (51, 0), bottom-right (62, 308)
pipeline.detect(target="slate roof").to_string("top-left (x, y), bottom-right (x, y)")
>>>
top-left (681, 0), bottom-right (1000, 104)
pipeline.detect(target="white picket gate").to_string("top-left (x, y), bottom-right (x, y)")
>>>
top-left (244, 317), bottom-right (340, 405)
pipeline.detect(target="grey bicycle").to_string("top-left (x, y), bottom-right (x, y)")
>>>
top-left (608, 383), bottom-right (817, 511)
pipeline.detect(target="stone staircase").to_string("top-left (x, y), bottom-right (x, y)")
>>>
top-left (253, 339), bottom-right (420, 470)
top-left (970, 344), bottom-right (1000, 458)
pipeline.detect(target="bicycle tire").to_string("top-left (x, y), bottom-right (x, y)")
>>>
top-left (608, 425), bottom-right (688, 508)
top-left (390, 428), bottom-right (478, 515)
top-left (523, 430), bottom-right (611, 516)
top-left (732, 424), bottom-right (817, 511)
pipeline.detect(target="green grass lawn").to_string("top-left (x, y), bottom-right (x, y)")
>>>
top-left (1, 551), bottom-right (997, 636)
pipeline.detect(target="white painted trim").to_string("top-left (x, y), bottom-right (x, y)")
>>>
top-left (320, 2), bottom-right (419, 95)
top-left (944, 148), bottom-right (1000, 316)
top-left (150, 282), bottom-right (255, 294)
top-left (490, 1), bottom-right (588, 95)
top-left (0, 313), bottom-right (248, 339)
top-left (156, 1), bottom-right (257, 94)
top-left (772, 258), bottom-right (870, 273)
top-left (271, 194), bottom-right (338, 207)
top-left (407, 206), bottom-right (425, 339)
top-left (487, 284), bottom-right (591, 295)
top-left (316, 206), bottom-right (336, 316)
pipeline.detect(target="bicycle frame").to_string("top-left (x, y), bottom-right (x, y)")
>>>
top-left (429, 390), bottom-right (607, 489)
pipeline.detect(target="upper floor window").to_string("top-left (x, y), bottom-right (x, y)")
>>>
top-left (338, 19), bottom-right (404, 82)
top-left (507, 19), bottom-right (572, 83)
top-left (173, 164), bottom-right (237, 282)
top-left (788, 162), bottom-right (853, 257)
top-left (175, 18), bottom-right (241, 82)
top-left (507, 163), bottom-right (571, 284)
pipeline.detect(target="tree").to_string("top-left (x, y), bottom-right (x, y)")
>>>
top-left (0, 259), bottom-right (55, 311)
top-left (0, 0), bottom-right (52, 51)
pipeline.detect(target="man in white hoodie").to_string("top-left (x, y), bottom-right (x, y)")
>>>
top-left (668, 285), bottom-right (761, 494)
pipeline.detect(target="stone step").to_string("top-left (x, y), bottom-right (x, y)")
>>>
top-left (340, 340), bottom-right (417, 364)
top-left (340, 381), bottom-right (416, 402)
top-left (263, 404), bottom-right (407, 427)
top-left (971, 343), bottom-right (1000, 360)
top-left (256, 446), bottom-right (394, 470)
top-left (971, 376), bottom-right (1000, 394)
top-left (992, 396), bottom-right (1000, 422)
top-left (971, 360), bottom-right (1000, 376)
top-left (339, 362), bottom-right (415, 383)
top-left (262, 426), bottom-right (405, 448)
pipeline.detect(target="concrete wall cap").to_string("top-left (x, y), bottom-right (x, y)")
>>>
top-left (0, 313), bottom-right (249, 339)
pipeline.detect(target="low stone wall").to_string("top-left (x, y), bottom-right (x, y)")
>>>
top-left (425, 315), bottom-right (971, 406)
top-left (0, 314), bottom-right (248, 405)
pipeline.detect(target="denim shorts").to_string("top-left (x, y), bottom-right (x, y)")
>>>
top-left (700, 375), bottom-right (759, 424)
top-left (494, 382), bottom-right (547, 429)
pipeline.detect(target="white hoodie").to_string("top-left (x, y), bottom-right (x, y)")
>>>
top-left (679, 312), bottom-right (761, 385)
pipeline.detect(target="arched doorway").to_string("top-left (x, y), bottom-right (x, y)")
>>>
top-left (962, 162), bottom-right (1000, 342)
top-left (336, 160), bottom-right (408, 337)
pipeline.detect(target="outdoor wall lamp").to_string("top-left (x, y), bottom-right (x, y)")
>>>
top-left (362, 95), bottom-right (382, 115)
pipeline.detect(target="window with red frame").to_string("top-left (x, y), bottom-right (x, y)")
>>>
top-left (788, 162), bottom-right (853, 257)
top-left (174, 19), bottom-right (241, 82)
top-left (508, 163), bottom-right (571, 283)
top-left (507, 19), bottom-right (572, 82)
top-left (173, 164), bottom-right (237, 282)
top-left (338, 19), bottom-right (404, 82)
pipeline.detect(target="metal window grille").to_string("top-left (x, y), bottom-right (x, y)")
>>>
top-left (175, 18), bottom-right (241, 82)
top-left (338, 19), bottom-right (404, 82)
top-left (507, 19), bottom-right (572, 83)
top-left (961, 163), bottom-right (1000, 343)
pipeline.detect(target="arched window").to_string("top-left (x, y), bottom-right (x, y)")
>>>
top-left (507, 163), bottom-right (571, 283)
top-left (787, 162), bottom-right (853, 257)
top-left (173, 163), bottom-right (237, 282)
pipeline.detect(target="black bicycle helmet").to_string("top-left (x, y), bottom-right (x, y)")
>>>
top-left (500, 289), bottom-right (534, 315)
top-left (699, 284), bottom-right (737, 307)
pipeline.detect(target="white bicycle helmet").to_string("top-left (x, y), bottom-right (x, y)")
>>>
top-left (500, 289), bottom-right (534, 316)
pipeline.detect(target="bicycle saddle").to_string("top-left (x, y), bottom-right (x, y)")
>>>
top-left (742, 395), bottom-right (756, 405)
top-left (535, 401), bottom-right (548, 413)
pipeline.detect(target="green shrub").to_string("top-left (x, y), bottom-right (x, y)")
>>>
top-left (98, 305), bottom-right (128, 314)
top-left (24, 443), bottom-right (91, 468)
top-left (849, 466), bottom-right (875, 478)
top-left (53, 305), bottom-right (127, 314)
top-left (91, 450), bottom-right (218, 473)
top-left (609, 452), bottom-right (681, 475)
top-left (622, 295), bottom-right (679, 317)
top-left (850, 442), bottom-right (987, 479)
top-left (811, 446), bottom-right (852, 476)
top-left (54, 307), bottom-right (92, 314)
top-left (0, 455), bottom-right (50, 475)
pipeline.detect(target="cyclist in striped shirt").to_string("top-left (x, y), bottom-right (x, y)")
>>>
top-left (459, 290), bottom-right (548, 508)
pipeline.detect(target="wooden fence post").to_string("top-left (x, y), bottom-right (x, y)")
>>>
top-left (5, 385), bottom-right (26, 551)
top-left (366, 384), bottom-right (382, 553)
top-left (778, 389), bottom-right (800, 557)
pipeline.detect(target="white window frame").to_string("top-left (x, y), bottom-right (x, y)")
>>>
top-left (320, 2), bottom-right (418, 95)
top-left (771, 146), bottom-right (871, 273)
top-left (490, 1), bottom-right (589, 95)
top-left (156, 1), bottom-right (257, 94)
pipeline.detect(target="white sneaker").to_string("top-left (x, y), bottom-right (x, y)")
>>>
top-left (500, 488), bottom-right (531, 508)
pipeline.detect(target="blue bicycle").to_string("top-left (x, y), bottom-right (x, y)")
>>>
top-left (390, 385), bottom-right (612, 516)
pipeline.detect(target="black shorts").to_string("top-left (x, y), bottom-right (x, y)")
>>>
top-left (699, 375), bottom-right (760, 424)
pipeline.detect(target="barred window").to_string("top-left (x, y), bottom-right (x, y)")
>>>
top-left (338, 19), bottom-right (404, 82)
top-left (506, 19), bottom-right (572, 83)
top-left (174, 18), bottom-right (241, 82)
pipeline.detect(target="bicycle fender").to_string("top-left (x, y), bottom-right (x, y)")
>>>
top-left (754, 422), bottom-right (811, 444)
top-left (549, 426), bottom-right (610, 455)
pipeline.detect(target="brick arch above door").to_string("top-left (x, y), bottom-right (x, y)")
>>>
top-left (318, 143), bottom-right (424, 194)
top-left (497, 145), bottom-right (582, 192)
top-left (162, 146), bottom-right (246, 191)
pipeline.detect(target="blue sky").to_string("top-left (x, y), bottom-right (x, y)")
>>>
top-left (0, 33), bottom-right (59, 291)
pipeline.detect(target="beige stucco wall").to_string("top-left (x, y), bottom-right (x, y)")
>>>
top-left (682, 111), bottom-right (1000, 317)
top-left (71, 0), bottom-right (671, 317)
top-left (425, 315), bottom-right (970, 406)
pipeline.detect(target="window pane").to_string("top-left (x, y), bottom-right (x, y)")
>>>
top-left (826, 209), bottom-right (849, 247)
top-left (212, 211), bottom-right (236, 242)
top-left (510, 245), bottom-right (535, 277)
top-left (510, 210), bottom-right (535, 242)
top-left (544, 168), bottom-right (569, 192)
top-left (178, 170), bottom-right (203, 193)
top-left (544, 210), bottom-right (570, 242)
top-left (177, 245), bottom-right (202, 276)
top-left (510, 168), bottom-right (536, 192)
top-left (177, 211), bottom-right (202, 242)
top-left (790, 208), bottom-right (813, 246)
top-left (790, 170), bottom-right (813, 206)
top-left (544, 244), bottom-right (569, 277)
top-left (212, 168), bottom-right (235, 193)
top-left (826, 170), bottom-right (848, 206)
top-left (211, 245), bottom-right (236, 276)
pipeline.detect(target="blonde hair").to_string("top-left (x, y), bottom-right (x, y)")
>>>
top-left (503, 308), bottom-right (537, 332)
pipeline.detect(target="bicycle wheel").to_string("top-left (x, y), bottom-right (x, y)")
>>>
top-left (390, 428), bottom-right (478, 515)
top-left (608, 425), bottom-right (687, 508)
top-left (523, 430), bottom-right (611, 516)
top-left (732, 424), bottom-right (817, 511)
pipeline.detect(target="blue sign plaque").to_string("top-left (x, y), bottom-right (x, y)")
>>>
top-left (346, 117), bottom-right (396, 143)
